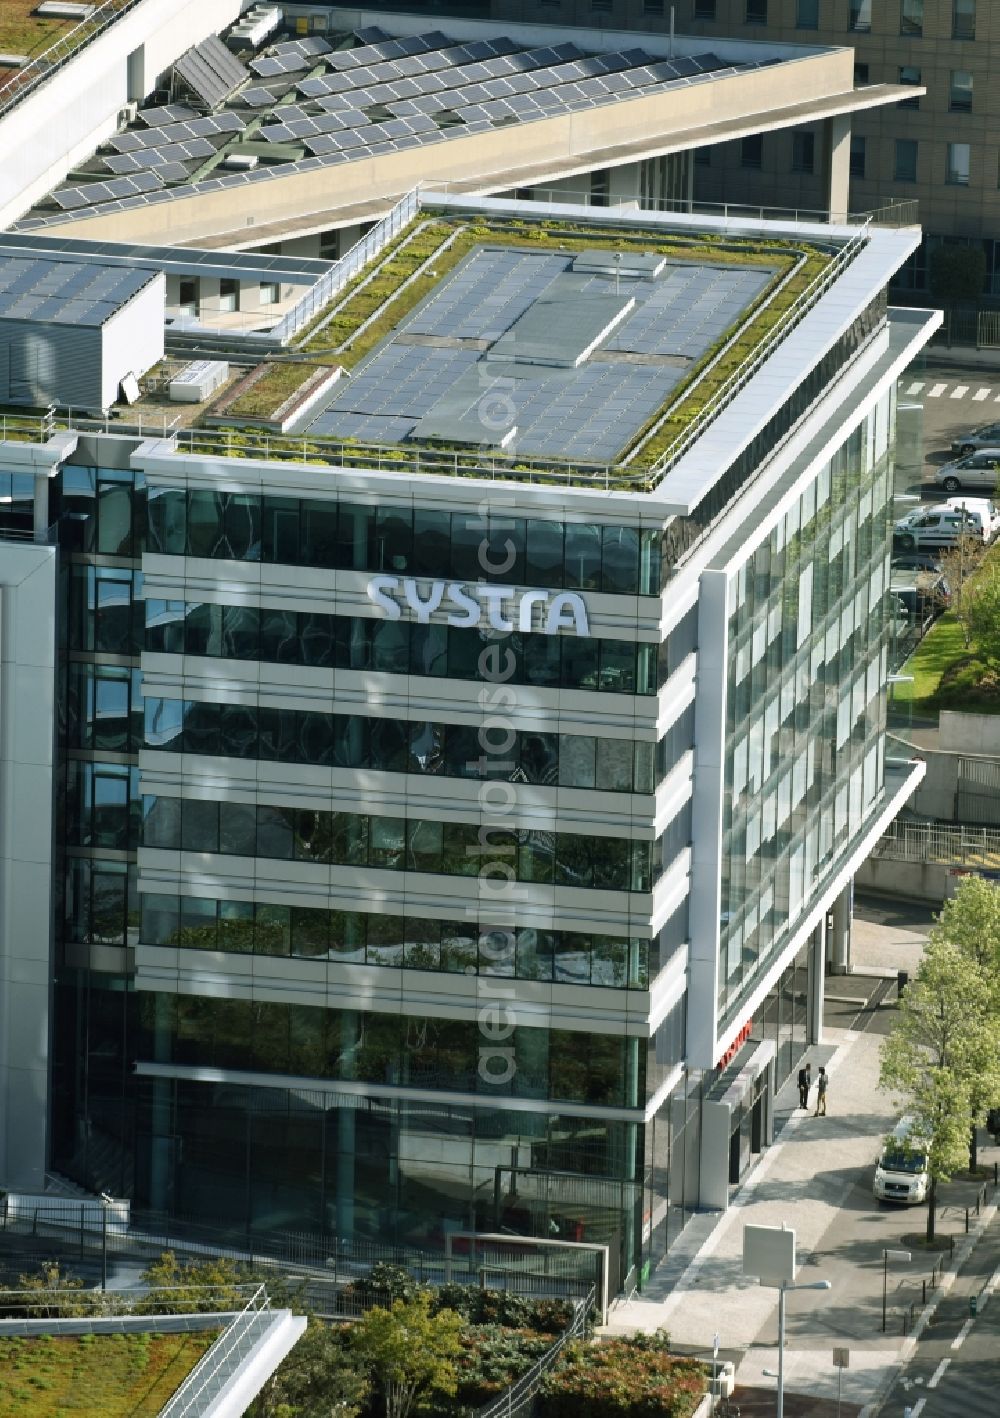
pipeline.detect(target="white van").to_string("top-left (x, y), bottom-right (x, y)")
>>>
top-left (873, 1117), bottom-right (930, 1204)
top-left (942, 496), bottom-right (1000, 541)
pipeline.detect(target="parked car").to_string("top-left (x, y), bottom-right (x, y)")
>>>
top-left (940, 496), bottom-right (1000, 540)
top-left (892, 505), bottom-right (986, 550)
top-left (933, 449), bottom-right (1000, 493)
top-left (891, 551), bottom-right (943, 574)
top-left (874, 1116), bottom-right (930, 1205)
top-left (950, 421), bottom-right (1000, 456)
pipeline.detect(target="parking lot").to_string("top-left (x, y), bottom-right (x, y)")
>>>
top-left (899, 361), bottom-right (1000, 499)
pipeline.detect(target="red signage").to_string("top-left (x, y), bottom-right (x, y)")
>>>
top-left (716, 1019), bottom-right (753, 1070)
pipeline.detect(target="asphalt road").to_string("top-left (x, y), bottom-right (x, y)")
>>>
top-left (878, 1210), bottom-right (1000, 1418)
top-left (898, 360), bottom-right (1000, 500)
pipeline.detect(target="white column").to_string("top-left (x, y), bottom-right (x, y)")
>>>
top-left (829, 882), bottom-right (852, 975)
top-left (823, 113), bottom-right (852, 222)
top-left (807, 922), bottom-right (825, 1044)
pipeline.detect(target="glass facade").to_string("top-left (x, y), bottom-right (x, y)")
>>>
top-left (718, 396), bottom-right (893, 1024)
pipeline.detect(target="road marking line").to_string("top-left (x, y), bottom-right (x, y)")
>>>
top-left (928, 383), bottom-right (947, 397)
top-left (905, 381), bottom-right (925, 395)
top-left (951, 1317), bottom-right (974, 1349)
top-left (951, 385), bottom-right (970, 398)
top-left (927, 1358), bottom-right (950, 1388)
top-left (973, 387), bottom-right (992, 401)
top-left (910, 1400), bottom-right (926, 1417)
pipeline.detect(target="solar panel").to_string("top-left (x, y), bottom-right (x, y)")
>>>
top-left (251, 54), bottom-right (314, 78)
top-left (242, 85), bottom-right (283, 107)
top-left (272, 36), bottom-right (332, 57)
top-left (174, 35), bottom-right (249, 108)
top-left (139, 104), bottom-right (199, 125)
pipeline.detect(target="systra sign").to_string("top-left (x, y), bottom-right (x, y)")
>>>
top-left (367, 577), bottom-right (590, 636)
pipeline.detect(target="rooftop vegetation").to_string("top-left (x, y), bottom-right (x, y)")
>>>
top-left (0, 1331), bottom-right (218, 1416)
top-left (207, 208), bottom-right (834, 476)
top-left (0, 2), bottom-right (76, 64)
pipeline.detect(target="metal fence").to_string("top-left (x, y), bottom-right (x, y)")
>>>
top-left (270, 189), bottom-right (419, 346)
top-left (474, 1287), bottom-right (594, 1418)
top-left (0, 0), bottom-right (143, 121)
top-left (156, 1283), bottom-right (272, 1418)
top-left (872, 818), bottom-right (1000, 866)
top-left (930, 308), bottom-right (1000, 350)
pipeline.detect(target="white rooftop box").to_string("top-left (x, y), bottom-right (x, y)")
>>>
top-left (169, 359), bottom-right (229, 402)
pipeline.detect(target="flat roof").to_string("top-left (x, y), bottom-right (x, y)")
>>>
top-left (0, 253), bottom-right (156, 327)
top-left (14, 18), bottom-right (787, 231)
top-left (304, 240), bottom-right (777, 463)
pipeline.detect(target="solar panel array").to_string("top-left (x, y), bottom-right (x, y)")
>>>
top-left (611, 265), bottom-right (774, 358)
top-left (138, 104), bottom-right (199, 126)
top-left (0, 255), bottom-right (155, 327)
top-left (109, 112), bottom-right (245, 152)
top-left (52, 171), bottom-right (164, 210)
top-left (174, 35), bottom-right (249, 108)
top-left (303, 247), bottom-right (770, 462)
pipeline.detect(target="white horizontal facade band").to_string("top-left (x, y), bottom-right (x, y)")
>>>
top-left (134, 944), bottom-right (658, 1036)
top-left (137, 848), bottom-right (656, 937)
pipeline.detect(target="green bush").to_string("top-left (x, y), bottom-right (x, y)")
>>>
top-left (541, 1333), bottom-right (708, 1418)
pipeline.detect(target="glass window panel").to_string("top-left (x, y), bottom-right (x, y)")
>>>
top-left (335, 503), bottom-right (372, 571)
top-left (258, 707), bottom-right (297, 762)
top-left (441, 926), bottom-right (477, 973)
top-left (181, 799), bottom-right (219, 853)
top-left (256, 904), bottom-right (291, 955)
top-left (291, 906), bottom-right (331, 958)
top-left (561, 637), bottom-right (599, 690)
top-left (516, 928), bottom-right (554, 980)
top-left (412, 509), bottom-right (451, 578)
top-left (409, 721), bottom-right (446, 775)
top-left (220, 703), bottom-right (258, 759)
top-left (372, 506), bottom-right (412, 573)
top-left (366, 914), bottom-right (406, 966)
top-left (593, 836), bottom-right (630, 890)
top-left (300, 613), bottom-right (335, 667)
top-left (96, 471), bottom-right (134, 556)
top-left (559, 736), bottom-right (596, 790)
top-left (596, 738), bottom-right (633, 792)
top-left (187, 489), bottom-right (225, 558)
top-left (184, 700), bottom-right (220, 756)
top-left (554, 933), bottom-right (591, 984)
top-left (518, 832), bottom-right (554, 884)
top-left (521, 633), bottom-right (561, 687)
top-left (299, 712), bottom-right (334, 766)
top-left (219, 801), bottom-right (257, 857)
top-left (370, 816), bottom-right (406, 869)
top-left (331, 814), bottom-right (368, 865)
top-left (142, 795), bottom-right (180, 850)
top-left (406, 818), bottom-right (442, 873)
top-left (410, 624), bottom-right (448, 677)
top-left (260, 608), bottom-right (299, 662)
top-left (525, 519), bottom-right (564, 586)
top-left (142, 893), bottom-right (179, 946)
top-left (146, 486), bottom-right (186, 554)
top-left (555, 834), bottom-right (593, 888)
top-left (300, 499), bottom-right (339, 567)
top-left (185, 602), bottom-right (224, 658)
top-left (329, 912), bottom-right (366, 962)
top-left (294, 809), bottom-right (333, 864)
top-left (221, 604), bottom-right (260, 659)
top-left (404, 918), bottom-right (441, 970)
top-left (370, 619), bottom-right (410, 673)
top-left (442, 821), bottom-right (478, 876)
top-left (598, 639), bottom-right (636, 693)
top-left (218, 900), bottom-right (255, 953)
top-left (450, 512), bottom-right (483, 580)
top-left (520, 732), bottom-right (557, 785)
top-left (486, 514), bottom-right (525, 583)
top-left (256, 804), bottom-right (294, 859)
top-left (222, 493), bottom-right (262, 561)
top-left (564, 522), bottom-right (602, 590)
top-left (601, 526), bottom-right (639, 594)
top-left (370, 718), bottom-right (408, 772)
top-left (262, 495), bottom-right (299, 562)
top-left (179, 896), bottom-right (217, 949)
top-left (145, 696), bottom-right (184, 753)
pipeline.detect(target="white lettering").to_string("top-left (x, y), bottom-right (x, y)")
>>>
top-left (365, 578), bottom-right (593, 637)
top-left (402, 578), bottom-right (444, 623)
top-left (517, 588), bottom-right (549, 633)
top-left (446, 581), bottom-right (480, 627)
top-left (478, 584), bottom-right (515, 632)
top-left (545, 591), bottom-right (590, 637)
top-left (366, 575), bottom-right (401, 620)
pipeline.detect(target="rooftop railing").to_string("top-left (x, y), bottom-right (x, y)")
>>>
top-left (0, 0), bottom-right (145, 123)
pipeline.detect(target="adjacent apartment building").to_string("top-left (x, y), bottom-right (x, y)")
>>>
top-left (0, 177), bottom-right (933, 1290)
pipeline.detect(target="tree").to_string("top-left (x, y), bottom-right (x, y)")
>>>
top-left (929, 876), bottom-right (1000, 1167)
top-left (935, 537), bottom-right (986, 645)
top-left (964, 559), bottom-right (1000, 667)
top-left (138, 1250), bottom-right (289, 1314)
top-left (880, 940), bottom-right (994, 1239)
top-left (253, 1318), bottom-right (368, 1418)
top-left (14, 1260), bottom-right (90, 1318)
top-left (350, 1290), bottom-right (464, 1418)
top-left (929, 243), bottom-right (987, 308)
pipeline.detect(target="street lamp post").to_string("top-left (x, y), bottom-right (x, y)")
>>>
top-left (765, 1280), bottom-right (831, 1418)
top-left (882, 1249), bottom-right (912, 1333)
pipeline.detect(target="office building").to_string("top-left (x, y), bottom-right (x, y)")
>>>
top-left (0, 180), bottom-right (934, 1288)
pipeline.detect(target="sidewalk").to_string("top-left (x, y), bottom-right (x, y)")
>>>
top-left (603, 907), bottom-right (1000, 1413)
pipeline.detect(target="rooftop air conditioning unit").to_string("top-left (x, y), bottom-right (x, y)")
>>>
top-left (221, 153), bottom-right (258, 171)
top-left (169, 360), bottom-right (230, 403)
top-left (118, 101), bottom-right (138, 126)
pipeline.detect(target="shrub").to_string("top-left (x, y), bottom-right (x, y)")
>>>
top-left (541, 1332), bottom-right (708, 1418)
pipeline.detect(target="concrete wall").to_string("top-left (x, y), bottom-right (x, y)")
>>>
top-left (0, 0), bottom-right (241, 228)
top-left (939, 710), bottom-right (1000, 754)
top-left (0, 543), bottom-right (58, 1192)
top-left (31, 46), bottom-right (856, 247)
top-left (855, 856), bottom-right (956, 903)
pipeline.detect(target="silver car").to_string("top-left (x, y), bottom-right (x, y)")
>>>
top-left (951, 421), bottom-right (1000, 456)
top-left (933, 448), bottom-right (1000, 493)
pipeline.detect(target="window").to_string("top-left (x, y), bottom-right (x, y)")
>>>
top-left (177, 278), bottom-right (197, 314)
top-left (947, 142), bottom-right (971, 185)
top-left (259, 281), bottom-right (280, 305)
top-left (694, 146), bottom-right (711, 168)
top-left (791, 131), bottom-right (815, 175)
top-left (850, 135), bottom-right (866, 179)
top-left (894, 139), bottom-right (918, 183)
top-left (900, 0), bottom-right (923, 35)
top-left (949, 71), bottom-right (973, 112)
top-left (952, 0), bottom-right (975, 40)
top-left (854, 62), bottom-right (869, 84)
top-left (741, 134), bottom-right (763, 169)
top-left (590, 169), bottom-right (610, 207)
top-left (898, 66), bottom-right (921, 108)
top-left (796, 0), bottom-right (818, 24)
top-left (849, 0), bottom-right (872, 31)
top-left (218, 278), bottom-right (239, 313)
top-left (694, 0), bottom-right (717, 16)
top-left (745, 0), bottom-right (767, 21)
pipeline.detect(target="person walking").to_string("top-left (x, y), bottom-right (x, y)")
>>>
top-left (797, 1062), bottom-right (812, 1110)
top-left (814, 1066), bottom-right (828, 1117)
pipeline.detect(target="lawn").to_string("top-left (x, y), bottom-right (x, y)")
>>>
top-left (893, 546), bottom-right (1000, 714)
top-left (0, 1330), bottom-right (218, 1415)
top-left (0, 1), bottom-right (77, 62)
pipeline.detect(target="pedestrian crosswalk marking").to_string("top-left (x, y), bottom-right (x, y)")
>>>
top-left (927, 1358), bottom-right (950, 1388)
top-left (905, 381), bottom-right (925, 395)
top-left (952, 1317), bottom-right (974, 1349)
top-left (973, 387), bottom-right (991, 401)
top-left (928, 383), bottom-right (947, 397)
top-left (950, 385), bottom-right (970, 398)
